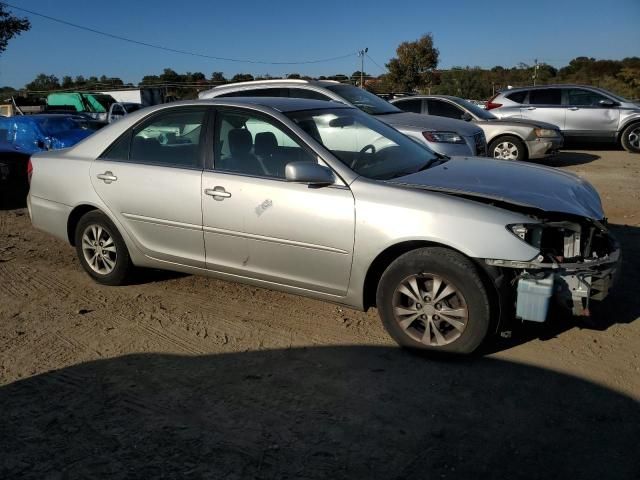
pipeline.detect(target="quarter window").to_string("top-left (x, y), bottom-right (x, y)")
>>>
top-left (214, 109), bottom-right (315, 179)
top-left (506, 91), bottom-right (527, 104)
top-left (529, 89), bottom-right (562, 105)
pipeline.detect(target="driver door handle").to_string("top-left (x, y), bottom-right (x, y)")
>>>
top-left (568, 107), bottom-right (580, 111)
top-left (524, 107), bottom-right (537, 110)
top-left (97, 171), bottom-right (117, 184)
top-left (205, 186), bottom-right (232, 201)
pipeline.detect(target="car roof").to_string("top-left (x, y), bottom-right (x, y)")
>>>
top-left (210, 79), bottom-right (342, 90)
top-left (498, 84), bottom-right (609, 93)
top-left (173, 97), bottom-right (353, 113)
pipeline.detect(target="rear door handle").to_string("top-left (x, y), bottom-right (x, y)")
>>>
top-left (97, 171), bottom-right (117, 184)
top-left (205, 186), bottom-right (232, 201)
top-left (568, 107), bottom-right (579, 111)
top-left (525, 107), bottom-right (537, 110)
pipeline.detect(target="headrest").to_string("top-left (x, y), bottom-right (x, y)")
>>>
top-left (254, 132), bottom-right (278, 156)
top-left (229, 128), bottom-right (252, 155)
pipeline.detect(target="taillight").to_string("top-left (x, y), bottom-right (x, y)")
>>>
top-left (485, 94), bottom-right (502, 110)
top-left (27, 158), bottom-right (33, 184)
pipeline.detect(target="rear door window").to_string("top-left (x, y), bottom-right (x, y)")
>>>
top-left (287, 88), bottom-right (332, 101)
top-left (426, 99), bottom-right (465, 119)
top-left (218, 88), bottom-right (286, 98)
top-left (393, 98), bottom-right (423, 113)
top-left (529, 89), bottom-right (562, 105)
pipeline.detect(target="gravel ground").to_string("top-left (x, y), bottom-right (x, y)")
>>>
top-left (1, 149), bottom-right (639, 479)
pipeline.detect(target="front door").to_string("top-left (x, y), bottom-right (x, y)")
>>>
top-left (91, 107), bottom-right (208, 267)
top-left (563, 88), bottom-right (620, 139)
top-left (201, 107), bottom-right (355, 295)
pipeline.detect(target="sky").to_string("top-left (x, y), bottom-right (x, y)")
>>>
top-left (1, 0), bottom-right (639, 88)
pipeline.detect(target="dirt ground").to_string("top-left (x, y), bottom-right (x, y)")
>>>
top-left (1, 149), bottom-right (639, 479)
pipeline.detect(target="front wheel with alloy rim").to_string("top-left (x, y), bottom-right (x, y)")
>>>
top-left (488, 135), bottom-right (527, 161)
top-left (621, 123), bottom-right (640, 153)
top-left (376, 247), bottom-right (491, 354)
top-left (74, 210), bottom-right (133, 285)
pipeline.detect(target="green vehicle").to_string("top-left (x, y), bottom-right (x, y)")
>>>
top-left (46, 92), bottom-right (117, 123)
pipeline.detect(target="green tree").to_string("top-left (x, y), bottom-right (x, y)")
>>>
top-left (25, 73), bottom-right (60, 91)
top-left (231, 73), bottom-right (254, 82)
top-left (210, 72), bottom-right (227, 83)
top-left (0, 5), bottom-right (30, 55)
top-left (387, 33), bottom-right (439, 92)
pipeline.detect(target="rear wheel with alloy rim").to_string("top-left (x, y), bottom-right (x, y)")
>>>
top-left (488, 135), bottom-right (527, 161)
top-left (621, 123), bottom-right (640, 153)
top-left (74, 211), bottom-right (132, 285)
top-left (376, 247), bottom-right (491, 354)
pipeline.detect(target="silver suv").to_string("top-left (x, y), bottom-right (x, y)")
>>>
top-left (199, 80), bottom-right (487, 157)
top-left (487, 85), bottom-right (640, 153)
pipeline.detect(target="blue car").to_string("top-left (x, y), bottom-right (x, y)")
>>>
top-left (0, 114), bottom-right (94, 155)
top-left (0, 115), bottom-right (93, 205)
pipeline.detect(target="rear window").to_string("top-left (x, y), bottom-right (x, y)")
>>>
top-left (529, 89), bottom-right (562, 105)
top-left (506, 91), bottom-right (527, 104)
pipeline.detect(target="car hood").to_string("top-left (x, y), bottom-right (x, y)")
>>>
top-left (375, 112), bottom-right (482, 136)
top-left (476, 117), bottom-right (560, 130)
top-left (387, 157), bottom-right (604, 220)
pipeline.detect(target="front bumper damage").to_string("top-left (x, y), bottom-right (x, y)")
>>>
top-left (485, 242), bottom-right (621, 323)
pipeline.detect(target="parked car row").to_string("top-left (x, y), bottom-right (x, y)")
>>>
top-left (487, 85), bottom-right (640, 153)
top-left (27, 93), bottom-right (621, 354)
top-left (390, 95), bottom-right (563, 160)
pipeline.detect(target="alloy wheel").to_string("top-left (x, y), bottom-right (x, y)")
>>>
top-left (81, 224), bottom-right (117, 275)
top-left (392, 273), bottom-right (468, 347)
top-left (629, 127), bottom-right (640, 150)
top-left (493, 141), bottom-right (519, 160)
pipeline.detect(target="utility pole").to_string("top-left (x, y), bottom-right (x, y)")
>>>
top-left (533, 58), bottom-right (539, 86)
top-left (358, 48), bottom-right (368, 88)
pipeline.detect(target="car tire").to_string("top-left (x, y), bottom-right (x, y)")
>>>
top-left (74, 210), bottom-right (133, 286)
top-left (488, 135), bottom-right (527, 161)
top-left (621, 123), bottom-right (640, 153)
top-left (376, 247), bottom-right (491, 354)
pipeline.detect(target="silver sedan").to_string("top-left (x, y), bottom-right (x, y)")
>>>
top-left (28, 98), bottom-right (620, 354)
top-left (391, 95), bottom-right (563, 161)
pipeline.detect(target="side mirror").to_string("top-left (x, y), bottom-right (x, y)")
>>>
top-left (285, 161), bottom-right (335, 186)
top-left (461, 112), bottom-right (473, 121)
top-left (598, 99), bottom-right (617, 108)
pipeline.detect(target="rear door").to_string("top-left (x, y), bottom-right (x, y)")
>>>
top-left (91, 107), bottom-right (208, 267)
top-left (563, 88), bottom-right (619, 139)
top-left (520, 88), bottom-right (566, 130)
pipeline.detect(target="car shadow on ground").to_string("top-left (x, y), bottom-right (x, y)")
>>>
top-left (535, 151), bottom-right (600, 167)
top-left (485, 223), bottom-right (640, 353)
top-left (0, 346), bottom-right (637, 479)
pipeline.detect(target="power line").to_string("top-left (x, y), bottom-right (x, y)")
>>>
top-left (366, 53), bottom-right (387, 73)
top-left (2, 2), bottom-right (357, 65)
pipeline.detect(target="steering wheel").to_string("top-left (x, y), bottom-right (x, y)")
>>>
top-left (350, 144), bottom-right (376, 169)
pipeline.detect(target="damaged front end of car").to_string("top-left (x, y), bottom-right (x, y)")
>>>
top-left (485, 215), bottom-right (620, 322)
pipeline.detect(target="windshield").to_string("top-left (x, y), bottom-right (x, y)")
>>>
top-left (285, 108), bottom-right (440, 180)
top-left (325, 84), bottom-right (401, 115)
top-left (452, 98), bottom-right (496, 120)
top-left (35, 117), bottom-right (81, 136)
